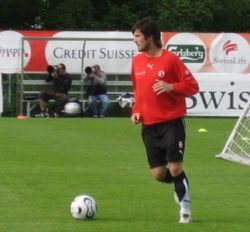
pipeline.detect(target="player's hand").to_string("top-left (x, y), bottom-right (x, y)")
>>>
top-left (153, 80), bottom-right (173, 95)
top-left (131, 113), bottom-right (141, 124)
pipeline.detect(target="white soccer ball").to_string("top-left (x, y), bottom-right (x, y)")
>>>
top-left (70, 195), bottom-right (97, 220)
top-left (64, 102), bottom-right (81, 115)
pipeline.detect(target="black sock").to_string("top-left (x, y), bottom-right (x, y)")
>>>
top-left (173, 171), bottom-right (189, 202)
top-left (161, 168), bottom-right (174, 183)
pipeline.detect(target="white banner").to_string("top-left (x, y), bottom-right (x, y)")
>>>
top-left (0, 31), bottom-right (31, 74)
top-left (0, 73), bottom-right (2, 115)
top-left (45, 31), bottom-right (137, 74)
top-left (187, 73), bottom-right (250, 116)
top-left (209, 33), bottom-right (250, 73)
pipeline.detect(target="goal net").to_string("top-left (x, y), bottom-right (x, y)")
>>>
top-left (216, 98), bottom-right (250, 165)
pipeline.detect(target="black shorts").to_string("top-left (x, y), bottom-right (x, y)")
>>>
top-left (141, 117), bottom-right (186, 168)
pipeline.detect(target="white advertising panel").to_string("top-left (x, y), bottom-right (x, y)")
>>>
top-left (165, 33), bottom-right (207, 72)
top-left (209, 33), bottom-right (250, 73)
top-left (0, 73), bottom-right (2, 115)
top-left (0, 30), bottom-right (249, 116)
top-left (187, 73), bottom-right (250, 116)
top-left (0, 31), bottom-right (31, 73)
top-left (45, 32), bottom-right (137, 74)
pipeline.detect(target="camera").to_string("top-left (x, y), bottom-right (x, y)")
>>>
top-left (47, 65), bottom-right (58, 74)
top-left (85, 66), bottom-right (96, 74)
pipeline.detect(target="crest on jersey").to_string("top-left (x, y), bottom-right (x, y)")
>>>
top-left (179, 141), bottom-right (183, 149)
top-left (158, 70), bottom-right (165, 78)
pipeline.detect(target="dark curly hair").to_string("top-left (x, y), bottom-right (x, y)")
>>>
top-left (132, 17), bottom-right (162, 48)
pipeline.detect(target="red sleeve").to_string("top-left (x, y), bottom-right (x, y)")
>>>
top-left (131, 62), bottom-right (140, 115)
top-left (171, 55), bottom-right (199, 97)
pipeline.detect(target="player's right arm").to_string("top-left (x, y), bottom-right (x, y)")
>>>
top-left (130, 62), bottom-right (142, 124)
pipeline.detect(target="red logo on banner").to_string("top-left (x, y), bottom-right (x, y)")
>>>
top-left (223, 40), bottom-right (238, 55)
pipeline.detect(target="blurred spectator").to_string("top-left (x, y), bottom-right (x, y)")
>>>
top-left (38, 63), bottom-right (72, 117)
top-left (84, 64), bottom-right (109, 117)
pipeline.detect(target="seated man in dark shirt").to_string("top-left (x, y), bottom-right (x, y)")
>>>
top-left (38, 63), bottom-right (72, 117)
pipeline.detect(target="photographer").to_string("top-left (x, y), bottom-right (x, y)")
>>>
top-left (84, 64), bottom-right (109, 117)
top-left (38, 63), bottom-right (72, 117)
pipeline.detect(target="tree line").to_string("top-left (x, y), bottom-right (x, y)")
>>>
top-left (0, 0), bottom-right (249, 32)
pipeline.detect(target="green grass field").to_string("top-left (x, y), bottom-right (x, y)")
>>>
top-left (0, 117), bottom-right (250, 232)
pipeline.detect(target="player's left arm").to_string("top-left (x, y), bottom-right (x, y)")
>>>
top-left (171, 55), bottom-right (199, 97)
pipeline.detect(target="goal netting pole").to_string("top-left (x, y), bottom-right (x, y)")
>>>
top-left (216, 98), bottom-right (250, 165)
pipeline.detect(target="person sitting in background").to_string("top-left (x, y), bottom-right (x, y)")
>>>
top-left (84, 64), bottom-right (109, 117)
top-left (38, 63), bottom-right (72, 117)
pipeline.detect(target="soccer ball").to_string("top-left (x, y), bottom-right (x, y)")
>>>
top-left (64, 102), bottom-right (81, 115)
top-left (70, 195), bottom-right (97, 220)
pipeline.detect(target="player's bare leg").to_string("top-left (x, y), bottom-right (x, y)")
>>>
top-left (151, 166), bottom-right (167, 181)
top-left (151, 163), bottom-right (191, 223)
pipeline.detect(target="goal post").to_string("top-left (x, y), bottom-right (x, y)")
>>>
top-left (216, 98), bottom-right (250, 165)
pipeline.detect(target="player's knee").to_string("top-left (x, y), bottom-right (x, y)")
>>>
top-left (151, 170), bottom-right (166, 182)
top-left (168, 163), bottom-right (183, 177)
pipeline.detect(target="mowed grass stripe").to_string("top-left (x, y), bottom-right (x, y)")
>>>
top-left (0, 117), bottom-right (250, 232)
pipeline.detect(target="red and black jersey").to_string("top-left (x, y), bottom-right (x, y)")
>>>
top-left (131, 49), bottom-right (199, 125)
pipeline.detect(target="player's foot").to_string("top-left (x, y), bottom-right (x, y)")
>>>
top-left (179, 213), bottom-right (192, 224)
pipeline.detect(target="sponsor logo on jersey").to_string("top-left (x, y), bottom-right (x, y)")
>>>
top-left (135, 70), bottom-right (146, 76)
top-left (147, 64), bottom-right (154, 69)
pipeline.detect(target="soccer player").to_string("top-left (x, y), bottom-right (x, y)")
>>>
top-left (130, 17), bottom-right (199, 223)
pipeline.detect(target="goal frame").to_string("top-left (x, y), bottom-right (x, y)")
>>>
top-left (216, 98), bottom-right (250, 165)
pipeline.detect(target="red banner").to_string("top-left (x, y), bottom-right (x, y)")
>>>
top-left (0, 30), bottom-right (249, 74)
